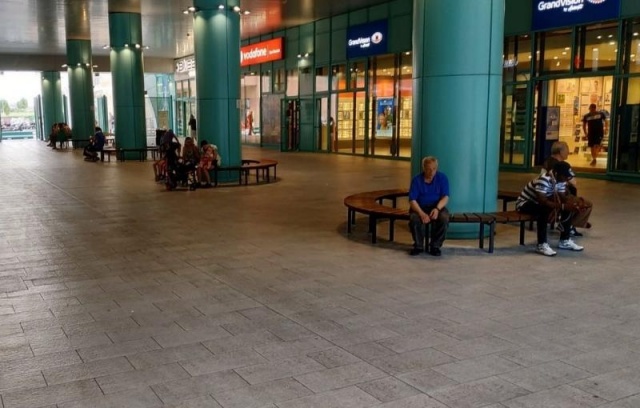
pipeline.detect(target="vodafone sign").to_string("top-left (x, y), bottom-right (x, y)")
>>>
top-left (240, 38), bottom-right (284, 67)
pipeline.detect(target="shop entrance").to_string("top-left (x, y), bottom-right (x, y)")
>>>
top-left (176, 99), bottom-right (195, 139)
top-left (535, 77), bottom-right (611, 171)
top-left (335, 91), bottom-right (367, 154)
top-left (281, 99), bottom-right (300, 151)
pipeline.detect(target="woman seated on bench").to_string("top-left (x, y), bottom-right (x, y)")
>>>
top-left (197, 140), bottom-right (219, 188)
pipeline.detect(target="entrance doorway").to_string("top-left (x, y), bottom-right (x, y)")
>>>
top-left (535, 76), bottom-right (612, 171)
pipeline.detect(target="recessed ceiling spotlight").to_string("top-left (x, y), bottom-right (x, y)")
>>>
top-left (218, 4), bottom-right (225, 9)
top-left (183, 9), bottom-right (189, 14)
top-left (61, 64), bottom-right (68, 68)
top-left (102, 44), bottom-right (109, 49)
top-left (124, 43), bottom-right (129, 47)
top-left (233, 5), bottom-right (241, 12)
top-left (135, 44), bottom-right (141, 49)
top-left (243, 10), bottom-right (250, 15)
top-left (188, 6), bottom-right (196, 12)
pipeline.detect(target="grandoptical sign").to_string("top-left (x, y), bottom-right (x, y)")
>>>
top-left (532, 0), bottom-right (621, 31)
top-left (240, 38), bottom-right (284, 67)
top-left (347, 20), bottom-right (388, 59)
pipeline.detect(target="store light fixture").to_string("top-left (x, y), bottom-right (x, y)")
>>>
top-left (124, 43), bottom-right (129, 47)
top-left (183, 6), bottom-right (199, 14)
top-left (297, 52), bottom-right (310, 59)
top-left (102, 44), bottom-right (109, 49)
top-left (218, 4), bottom-right (225, 9)
top-left (233, 5), bottom-right (241, 12)
top-left (61, 64), bottom-right (68, 68)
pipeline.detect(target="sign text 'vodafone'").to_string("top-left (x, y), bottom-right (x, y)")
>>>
top-left (240, 38), bottom-right (284, 67)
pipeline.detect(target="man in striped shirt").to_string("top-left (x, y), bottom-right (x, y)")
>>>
top-left (516, 161), bottom-right (584, 256)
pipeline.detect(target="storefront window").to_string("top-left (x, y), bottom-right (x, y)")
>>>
top-left (370, 55), bottom-right (395, 157)
top-left (349, 61), bottom-right (366, 89)
top-left (398, 52), bottom-right (412, 159)
top-left (501, 84), bottom-right (527, 165)
top-left (261, 70), bottom-right (271, 93)
top-left (188, 79), bottom-right (196, 98)
top-left (538, 29), bottom-right (572, 74)
top-left (273, 68), bottom-right (285, 93)
top-left (625, 21), bottom-right (640, 74)
top-left (316, 66), bottom-right (329, 92)
top-left (286, 69), bottom-right (298, 97)
top-left (331, 64), bottom-right (346, 91)
top-left (614, 77), bottom-right (640, 172)
top-left (504, 35), bottom-right (532, 82)
top-left (241, 73), bottom-right (261, 144)
top-left (577, 23), bottom-right (618, 72)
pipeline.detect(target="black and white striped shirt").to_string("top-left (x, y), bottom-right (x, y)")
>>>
top-left (516, 174), bottom-right (565, 209)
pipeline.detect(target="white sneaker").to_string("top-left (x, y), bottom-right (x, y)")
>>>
top-left (558, 238), bottom-right (584, 251)
top-left (536, 243), bottom-right (557, 256)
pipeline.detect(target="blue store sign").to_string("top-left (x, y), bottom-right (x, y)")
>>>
top-left (347, 20), bottom-right (388, 59)
top-left (532, 0), bottom-right (621, 31)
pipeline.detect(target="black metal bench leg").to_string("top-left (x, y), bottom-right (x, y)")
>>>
top-left (370, 216), bottom-right (377, 244)
top-left (389, 219), bottom-right (395, 241)
top-left (479, 223), bottom-right (485, 249)
top-left (489, 222), bottom-right (495, 253)
top-left (347, 209), bottom-right (353, 233)
top-left (520, 221), bottom-right (526, 245)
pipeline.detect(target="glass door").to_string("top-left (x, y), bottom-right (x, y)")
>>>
top-left (316, 97), bottom-right (329, 151)
top-left (281, 99), bottom-right (300, 151)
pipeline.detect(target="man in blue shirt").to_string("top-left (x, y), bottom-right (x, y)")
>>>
top-left (83, 127), bottom-right (106, 162)
top-left (408, 156), bottom-right (450, 256)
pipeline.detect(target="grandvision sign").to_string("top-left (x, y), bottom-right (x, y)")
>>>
top-left (532, 0), bottom-right (621, 31)
top-left (347, 20), bottom-right (388, 59)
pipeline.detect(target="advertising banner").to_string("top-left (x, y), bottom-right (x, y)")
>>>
top-left (347, 20), bottom-right (388, 59)
top-left (532, 0), bottom-right (621, 31)
top-left (375, 97), bottom-right (394, 138)
top-left (241, 38), bottom-right (284, 67)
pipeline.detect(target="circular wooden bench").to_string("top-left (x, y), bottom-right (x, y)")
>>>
top-left (213, 159), bottom-right (278, 186)
top-left (344, 189), bottom-right (535, 253)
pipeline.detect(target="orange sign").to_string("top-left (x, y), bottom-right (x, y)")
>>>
top-left (240, 38), bottom-right (283, 67)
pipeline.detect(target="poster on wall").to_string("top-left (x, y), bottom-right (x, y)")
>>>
top-left (375, 97), bottom-right (394, 138)
top-left (545, 106), bottom-right (560, 141)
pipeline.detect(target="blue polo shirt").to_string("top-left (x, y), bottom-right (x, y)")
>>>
top-left (408, 172), bottom-right (449, 207)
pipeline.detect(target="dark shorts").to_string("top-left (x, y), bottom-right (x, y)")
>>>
top-left (587, 134), bottom-right (603, 147)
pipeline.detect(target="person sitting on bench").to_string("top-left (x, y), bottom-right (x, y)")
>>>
top-left (83, 127), bottom-right (105, 162)
top-left (408, 156), bottom-right (450, 257)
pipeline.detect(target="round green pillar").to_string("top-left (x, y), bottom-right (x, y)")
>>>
top-left (412, 0), bottom-right (504, 238)
top-left (66, 0), bottom-right (96, 144)
top-left (40, 71), bottom-right (65, 139)
top-left (108, 0), bottom-right (146, 152)
top-left (66, 40), bottom-right (95, 142)
top-left (193, 0), bottom-right (242, 174)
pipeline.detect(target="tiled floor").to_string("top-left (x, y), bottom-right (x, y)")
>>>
top-left (0, 139), bottom-right (639, 407)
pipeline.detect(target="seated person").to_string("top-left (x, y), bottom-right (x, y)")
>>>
top-left (542, 141), bottom-right (593, 236)
top-left (181, 137), bottom-right (200, 166)
top-left (47, 123), bottom-right (57, 148)
top-left (516, 161), bottom-right (585, 256)
top-left (83, 127), bottom-right (105, 161)
top-left (198, 140), bottom-right (219, 188)
top-left (408, 156), bottom-right (450, 257)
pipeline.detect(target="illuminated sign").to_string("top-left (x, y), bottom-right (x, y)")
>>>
top-left (175, 56), bottom-right (195, 74)
top-left (347, 20), bottom-right (388, 59)
top-left (532, 0), bottom-right (620, 31)
top-left (240, 38), bottom-right (284, 67)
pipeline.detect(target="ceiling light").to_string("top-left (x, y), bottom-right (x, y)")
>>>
top-left (635, 32), bottom-right (639, 36)
top-left (102, 44), bottom-right (109, 49)
top-left (218, 4), bottom-right (224, 9)
top-left (135, 44), bottom-right (141, 49)
top-left (597, 35), bottom-right (602, 39)
top-left (405, 52), bottom-right (411, 55)
top-left (564, 47), bottom-right (570, 50)
top-left (188, 6), bottom-right (196, 12)
top-left (553, 56), bottom-right (558, 59)
top-left (61, 64), bottom-right (68, 68)
top-left (77, 63), bottom-right (81, 66)
top-left (233, 6), bottom-right (241, 12)
top-left (609, 41), bottom-right (615, 45)
top-left (183, 9), bottom-right (189, 14)
top-left (124, 43), bottom-right (129, 47)
top-left (243, 10), bottom-right (250, 15)
top-left (608, 34), bottom-right (613, 38)
top-left (562, 51), bottom-right (567, 55)
top-left (93, 65), bottom-right (98, 68)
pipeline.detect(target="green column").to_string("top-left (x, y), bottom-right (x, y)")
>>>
top-left (193, 0), bottom-right (241, 175)
top-left (108, 0), bottom-right (145, 153)
top-left (40, 71), bottom-right (65, 139)
top-left (66, 40), bottom-right (95, 142)
top-left (412, 0), bottom-right (504, 238)
top-left (66, 0), bottom-right (95, 143)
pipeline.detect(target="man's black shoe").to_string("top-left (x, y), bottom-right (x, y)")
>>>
top-left (409, 248), bottom-right (423, 256)
top-left (569, 227), bottom-right (583, 237)
top-left (429, 247), bottom-right (442, 256)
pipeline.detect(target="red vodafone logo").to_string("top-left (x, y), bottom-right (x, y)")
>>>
top-left (587, 0), bottom-right (606, 3)
top-left (240, 38), bottom-right (284, 67)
